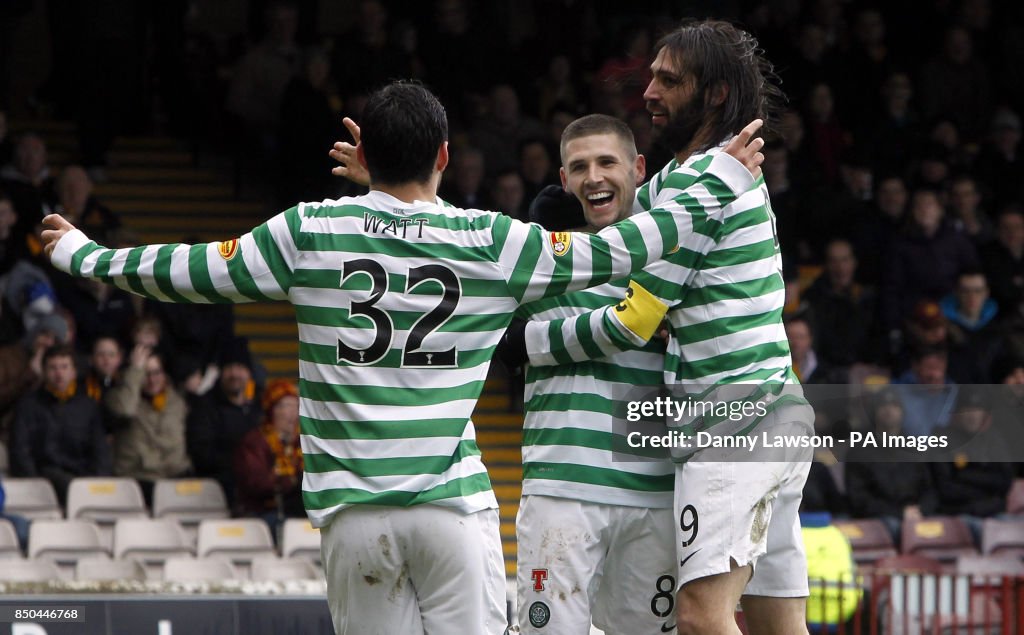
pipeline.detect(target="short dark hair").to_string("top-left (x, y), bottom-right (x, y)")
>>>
top-left (655, 20), bottom-right (784, 151)
top-left (43, 343), bottom-right (75, 366)
top-left (559, 114), bottom-right (638, 164)
top-left (361, 81), bottom-right (448, 185)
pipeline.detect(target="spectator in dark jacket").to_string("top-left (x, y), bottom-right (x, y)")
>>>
top-left (981, 205), bottom-right (1024, 315)
top-left (931, 386), bottom-right (1015, 541)
top-left (882, 188), bottom-right (979, 333)
top-left (234, 379), bottom-right (303, 536)
top-left (845, 388), bottom-right (938, 542)
top-left (9, 344), bottom-right (111, 505)
top-left (804, 239), bottom-right (878, 367)
top-left (186, 337), bottom-right (261, 509)
top-left (853, 175), bottom-right (908, 286)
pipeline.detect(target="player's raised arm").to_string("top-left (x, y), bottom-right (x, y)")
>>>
top-left (498, 120), bottom-right (762, 304)
top-left (42, 208), bottom-right (300, 304)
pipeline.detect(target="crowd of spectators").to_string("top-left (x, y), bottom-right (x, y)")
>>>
top-left (2, 0), bottom-right (1024, 549)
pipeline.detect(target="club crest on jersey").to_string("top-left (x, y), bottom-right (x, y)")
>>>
top-left (549, 232), bottom-right (572, 257)
top-left (217, 238), bottom-right (239, 261)
top-left (529, 602), bottom-right (551, 628)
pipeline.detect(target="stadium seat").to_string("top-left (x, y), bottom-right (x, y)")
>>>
top-left (901, 516), bottom-right (978, 562)
top-left (29, 519), bottom-right (109, 580)
top-left (834, 519), bottom-right (898, 565)
top-left (163, 556), bottom-right (239, 582)
top-left (281, 518), bottom-right (321, 565)
top-left (0, 558), bottom-right (61, 582)
top-left (196, 519), bottom-right (275, 579)
top-left (250, 555), bottom-right (320, 582)
top-left (0, 518), bottom-right (21, 559)
top-left (956, 554), bottom-right (1024, 577)
top-left (113, 518), bottom-right (194, 580)
top-left (75, 555), bottom-right (146, 582)
top-left (152, 479), bottom-right (229, 545)
top-left (3, 477), bottom-right (62, 520)
top-left (1007, 479), bottom-right (1024, 515)
top-left (980, 518), bottom-right (1024, 557)
top-left (66, 477), bottom-right (148, 549)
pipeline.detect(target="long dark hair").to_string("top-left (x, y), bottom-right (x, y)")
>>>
top-left (656, 20), bottom-right (785, 152)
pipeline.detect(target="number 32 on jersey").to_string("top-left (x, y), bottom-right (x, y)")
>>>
top-left (335, 259), bottom-right (461, 368)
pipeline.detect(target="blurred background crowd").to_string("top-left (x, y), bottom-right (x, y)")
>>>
top-left (1, 0), bottom-right (1024, 547)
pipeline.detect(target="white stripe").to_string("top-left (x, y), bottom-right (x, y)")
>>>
top-left (169, 244), bottom-right (208, 302)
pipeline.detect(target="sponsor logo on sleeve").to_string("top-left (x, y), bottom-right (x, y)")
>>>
top-left (549, 232), bottom-right (572, 257)
top-left (218, 238), bottom-right (239, 261)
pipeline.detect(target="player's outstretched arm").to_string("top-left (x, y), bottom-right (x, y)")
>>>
top-left (43, 209), bottom-right (299, 304)
top-left (523, 279), bottom-right (669, 367)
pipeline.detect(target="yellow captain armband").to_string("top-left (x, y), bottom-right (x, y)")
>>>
top-left (612, 280), bottom-right (669, 342)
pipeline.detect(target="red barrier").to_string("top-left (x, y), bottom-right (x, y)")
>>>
top-left (733, 570), bottom-right (1024, 634)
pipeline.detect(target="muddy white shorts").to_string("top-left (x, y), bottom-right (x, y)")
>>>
top-left (674, 416), bottom-right (812, 597)
top-left (514, 495), bottom-right (678, 634)
top-left (321, 505), bottom-right (507, 635)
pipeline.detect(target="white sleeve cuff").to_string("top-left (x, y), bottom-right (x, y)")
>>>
top-left (51, 229), bottom-right (92, 273)
top-left (706, 151), bottom-right (754, 195)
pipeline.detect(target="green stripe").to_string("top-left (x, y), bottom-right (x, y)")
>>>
top-left (297, 341), bottom-right (495, 368)
top-left (526, 357), bottom-right (664, 386)
top-left (522, 427), bottom-right (668, 460)
top-left (300, 377), bottom-right (484, 406)
top-left (121, 246), bottom-right (152, 297)
top-left (576, 312), bottom-right (606, 360)
top-left (528, 391), bottom-right (616, 417)
top-left (304, 439), bottom-right (480, 475)
top-left (301, 416), bottom-right (467, 440)
top-left (674, 310), bottom-right (781, 347)
top-left (225, 245), bottom-right (271, 301)
top-left (508, 229), bottom-right (543, 302)
top-left (703, 238), bottom-right (777, 270)
top-left (523, 462), bottom-right (673, 493)
top-left (490, 213), bottom-right (512, 261)
top-left (547, 319), bottom-right (573, 365)
top-left (678, 340), bottom-right (791, 380)
top-left (679, 274), bottom-right (783, 310)
top-left (614, 219), bottom-right (648, 274)
top-left (94, 249), bottom-right (116, 284)
top-left (152, 245), bottom-right (191, 303)
top-left (70, 241), bottom-right (101, 276)
top-left (303, 471), bottom-right (493, 509)
top-left (305, 232), bottom-right (496, 263)
top-left (187, 244), bottom-right (231, 303)
top-left (294, 304), bottom-right (504, 333)
top-left (252, 218), bottom-right (293, 293)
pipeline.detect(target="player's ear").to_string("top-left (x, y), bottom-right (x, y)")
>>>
top-left (634, 154), bottom-right (646, 185)
top-left (559, 166), bottom-right (568, 190)
top-left (708, 81), bottom-right (729, 107)
top-left (436, 142), bottom-right (449, 173)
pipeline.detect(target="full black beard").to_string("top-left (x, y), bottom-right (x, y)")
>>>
top-left (653, 88), bottom-right (709, 156)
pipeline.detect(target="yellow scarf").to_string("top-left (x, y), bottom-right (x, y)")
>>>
top-left (262, 423), bottom-right (302, 477)
top-left (147, 391), bottom-right (167, 412)
top-left (46, 380), bottom-right (77, 403)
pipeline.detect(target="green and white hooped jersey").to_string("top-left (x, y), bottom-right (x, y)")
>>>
top-left (526, 144), bottom-right (805, 459)
top-left (518, 280), bottom-right (674, 509)
top-left (50, 154), bottom-right (751, 527)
